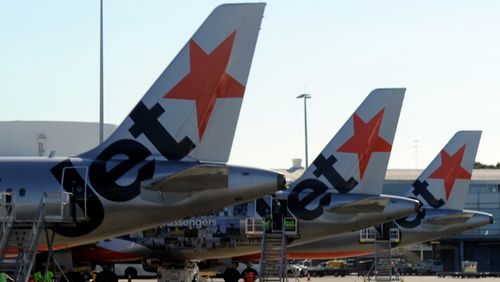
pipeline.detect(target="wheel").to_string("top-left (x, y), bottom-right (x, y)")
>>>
top-left (82, 273), bottom-right (91, 281)
top-left (95, 270), bottom-right (118, 282)
top-left (60, 272), bottom-right (84, 282)
top-left (125, 267), bottom-right (138, 278)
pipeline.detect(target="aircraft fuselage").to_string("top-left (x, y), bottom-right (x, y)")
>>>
top-left (0, 156), bottom-right (282, 249)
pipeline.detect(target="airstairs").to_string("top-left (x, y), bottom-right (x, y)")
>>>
top-left (245, 216), bottom-right (298, 282)
top-left (360, 226), bottom-right (401, 282)
top-left (244, 199), bottom-right (299, 282)
top-left (374, 240), bottom-right (397, 281)
top-left (0, 191), bottom-right (75, 282)
top-left (392, 247), bottom-right (421, 265)
top-left (259, 230), bottom-right (286, 282)
top-left (0, 192), bottom-right (15, 260)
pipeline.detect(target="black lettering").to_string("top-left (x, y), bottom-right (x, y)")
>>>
top-left (89, 139), bottom-right (155, 202)
top-left (312, 154), bottom-right (358, 193)
top-left (128, 102), bottom-right (195, 160)
top-left (412, 179), bottom-right (445, 208)
top-left (288, 179), bottom-right (331, 220)
top-left (396, 208), bottom-right (426, 229)
top-left (256, 197), bottom-right (271, 217)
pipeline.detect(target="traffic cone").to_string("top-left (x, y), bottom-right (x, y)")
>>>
top-left (307, 273), bottom-right (311, 281)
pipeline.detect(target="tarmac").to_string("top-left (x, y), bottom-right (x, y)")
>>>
top-left (119, 276), bottom-right (500, 282)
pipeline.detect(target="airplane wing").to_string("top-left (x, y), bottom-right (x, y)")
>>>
top-left (326, 198), bottom-right (389, 214)
top-left (148, 165), bottom-right (229, 192)
top-left (425, 212), bottom-right (473, 225)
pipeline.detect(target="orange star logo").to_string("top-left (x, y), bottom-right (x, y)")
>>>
top-left (429, 145), bottom-right (471, 200)
top-left (164, 31), bottom-right (244, 140)
top-left (337, 109), bottom-right (391, 179)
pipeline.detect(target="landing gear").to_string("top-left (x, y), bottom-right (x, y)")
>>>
top-left (157, 261), bottom-right (199, 282)
top-left (60, 272), bottom-right (85, 282)
top-left (124, 267), bottom-right (138, 279)
top-left (95, 270), bottom-right (118, 282)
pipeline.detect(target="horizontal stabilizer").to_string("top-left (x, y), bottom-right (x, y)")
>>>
top-left (425, 212), bottom-right (473, 225)
top-left (149, 165), bottom-right (228, 192)
top-left (327, 197), bottom-right (389, 214)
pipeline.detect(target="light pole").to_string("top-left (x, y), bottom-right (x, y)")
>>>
top-left (297, 93), bottom-right (311, 168)
top-left (99, 0), bottom-right (104, 144)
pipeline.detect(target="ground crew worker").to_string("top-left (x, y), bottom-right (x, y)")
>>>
top-left (272, 201), bottom-right (283, 231)
top-left (34, 271), bottom-right (42, 282)
top-left (263, 215), bottom-right (272, 233)
top-left (0, 272), bottom-right (13, 282)
top-left (34, 270), bottom-right (54, 282)
top-left (241, 263), bottom-right (258, 282)
top-left (223, 262), bottom-right (241, 282)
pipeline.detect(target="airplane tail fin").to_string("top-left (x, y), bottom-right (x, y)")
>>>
top-left (408, 131), bottom-right (481, 210)
top-left (80, 3), bottom-right (265, 162)
top-left (296, 88), bottom-right (405, 195)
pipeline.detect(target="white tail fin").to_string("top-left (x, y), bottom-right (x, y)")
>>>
top-left (296, 88), bottom-right (405, 195)
top-left (81, 3), bottom-right (265, 162)
top-left (408, 131), bottom-right (481, 210)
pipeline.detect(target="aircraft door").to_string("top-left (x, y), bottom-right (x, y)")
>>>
top-left (243, 196), bottom-right (273, 236)
top-left (255, 195), bottom-right (273, 218)
top-left (271, 199), bottom-right (286, 232)
top-left (61, 166), bottom-right (88, 221)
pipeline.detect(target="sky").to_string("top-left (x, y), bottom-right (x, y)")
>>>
top-left (1, 1), bottom-right (500, 170)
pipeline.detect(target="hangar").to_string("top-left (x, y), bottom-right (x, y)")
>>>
top-left (0, 121), bottom-right (116, 157)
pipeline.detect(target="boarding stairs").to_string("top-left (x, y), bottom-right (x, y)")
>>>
top-left (259, 225), bottom-right (287, 282)
top-left (392, 247), bottom-right (421, 265)
top-left (245, 197), bottom-right (299, 282)
top-left (360, 226), bottom-right (401, 281)
top-left (374, 240), bottom-right (398, 281)
top-left (0, 192), bottom-right (75, 282)
top-left (0, 192), bottom-right (15, 260)
top-left (245, 216), bottom-right (298, 282)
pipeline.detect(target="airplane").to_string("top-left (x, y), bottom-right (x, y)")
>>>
top-left (0, 2), bottom-right (286, 277)
top-left (285, 131), bottom-right (494, 260)
top-left (127, 132), bottom-right (491, 270)
top-left (75, 88), bottom-right (422, 271)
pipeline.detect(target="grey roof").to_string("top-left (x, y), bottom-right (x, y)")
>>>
top-left (273, 168), bottom-right (500, 183)
top-left (386, 169), bottom-right (500, 183)
top-left (274, 168), bottom-right (305, 182)
top-left (0, 121), bottom-right (117, 157)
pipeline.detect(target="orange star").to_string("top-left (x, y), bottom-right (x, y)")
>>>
top-left (337, 109), bottom-right (391, 179)
top-left (429, 145), bottom-right (471, 200)
top-left (164, 31), bottom-right (244, 140)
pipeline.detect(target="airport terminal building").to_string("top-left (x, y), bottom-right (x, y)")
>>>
top-left (276, 167), bottom-right (500, 272)
top-left (384, 169), bottom-right (500, 272)
top-left (1, 121), bottom-right (499, 272)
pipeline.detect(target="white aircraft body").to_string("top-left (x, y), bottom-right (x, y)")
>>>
top-left (0, 3), bottom-right (286, 275)
top-left (287, 131), bottom-right (493, 259)
top-left (80, 88), bottom-right (421, 266)
top-left (75, 132), bottom-right (492, 274)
